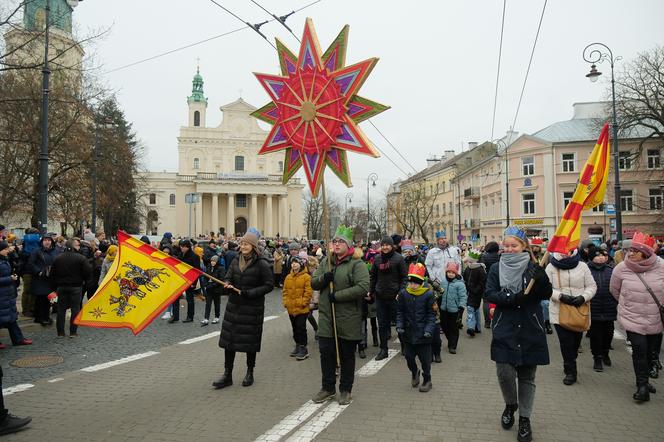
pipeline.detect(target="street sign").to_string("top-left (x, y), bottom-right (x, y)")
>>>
top-left (457, 234), bottom-right (464, 242)
top-left (606, 204), bottom-right (615, 215)
top-left (609, 218), bottom-right (616, 232)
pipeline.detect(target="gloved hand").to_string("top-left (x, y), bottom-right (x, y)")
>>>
top-left (322, 272), bottom-right (334, 285)
top-left (502, 288), bottom-right (519, 306)
top-left (559, 294), bottom-right (575, 305)
top-left (423, 331), bottom-right (432, 338)
top-left (456, 310), bottom-right (464, 329)
top-left (431, 281), bottom-right (442, 293)
top-left (396, 328), bottom-right (405, 334)
top-left (527, 264), bottom-right (545, 281)
top-left (328, 291), bottom-right (336, 304)
top-left (570, 295), bottom-right (586, 307)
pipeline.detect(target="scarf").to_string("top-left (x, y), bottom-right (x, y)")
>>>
top-left (334, 247), bottom-right (355, 265)
top-left (499, 252), bottom-right (531, 293)
top-left (239, 252), bottom-right (255, 273)
top-left (624, 252), bottom-right (658, 274)
top-left (406, 284), bottom-right (429, 296)
top-left (550, 252), bottom-right (581, 270)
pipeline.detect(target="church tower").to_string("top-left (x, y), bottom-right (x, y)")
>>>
top-left (187, 65), bottom-right (208, 127)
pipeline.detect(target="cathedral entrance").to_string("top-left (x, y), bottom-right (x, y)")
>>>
top-left (234, 217), bottom-right (247, 236)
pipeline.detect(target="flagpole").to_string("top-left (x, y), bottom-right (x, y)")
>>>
top-left (321, 177), bottom-right (341, 369)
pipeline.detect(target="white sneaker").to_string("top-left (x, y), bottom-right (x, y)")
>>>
top-left (201, 319), bottom-right (209, 326)
top-left (161, 311), bottom-right (172, 320)
top-left (212, 317), bottom-right (219, 324)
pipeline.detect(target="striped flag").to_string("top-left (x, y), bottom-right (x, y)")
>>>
top-left (547, 123), bottom-right (611, 254)
top-left (74, 231), bottom-right (202, 335)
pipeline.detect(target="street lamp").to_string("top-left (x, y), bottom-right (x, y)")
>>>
top-left (38, 0), bottom-right (83, 234)
top-left (492, 138), bottom-right (509, 226)
top-left (366, 173), bottom-right (378, 245)
top-left (583, 42), bottom-right (623, 240)
top-left (92, 119), bottom-right (114, 234)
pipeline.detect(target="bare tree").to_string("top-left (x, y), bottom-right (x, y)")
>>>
top-left (303, 191), bottom-right (324, 239)
top-left (388, 181), bottom-right (440, 243)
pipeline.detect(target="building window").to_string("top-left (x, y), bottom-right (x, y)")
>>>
top-left (149, 193), bottom-right (156, 205)
top-left (561, 153), bottom-right (576, 172)
top-left (592, 203), bottom-right (604, 213)
top-left (436, 205), bottom-right (440, 216)
top-left (522, 193), bottom-right (535, 215)
top-left (522, 156), bottom-right (534, 176)
top-left (650, 188), bottom-right (663, 210)
top-left (618, 151), bottom-right (632, 170)
top-left (620, 189), bottom-right (634, 212)
top-left (236, 194), bottom-right (247, 208)
top-left (647, 149), bottom-right (661, 169)
top-left (235, 156), bottom-right (245, 171)
top-left (193, 157), bottom-right (200, 170)
top-left (278, 161), bottom-right (283, 172)
top-left (448, 202), bottom-right (453, 215)
top-left (441, 181), bottom-right (446, 193)
top-left (442, 204), bottom-right (446, 215)
top-left (193, 111), bottom-right (200, 127)
top-left (562, 191), bottom-right (574, 210)
top-left (169, 194), bottom-right (175, 205)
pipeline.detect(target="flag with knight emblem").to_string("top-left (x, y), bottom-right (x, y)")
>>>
top-left (74, 231), bottom-right (203, 335)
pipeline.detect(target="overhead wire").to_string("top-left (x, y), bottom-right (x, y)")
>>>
top-left (207, 0), bottom-right (276, 49)
top-left (490, 0), bottom-right (507, 141)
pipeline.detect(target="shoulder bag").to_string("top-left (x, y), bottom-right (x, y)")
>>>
top-left (635, 272), bottom-right (664, 327)
top-left (557, 269), bottom-right (590, 333)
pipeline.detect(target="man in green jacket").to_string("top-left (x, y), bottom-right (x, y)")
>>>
top-left (311, 225), bottom-right (370, 406)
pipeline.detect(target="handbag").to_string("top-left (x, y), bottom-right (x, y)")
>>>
top-left (556, 269), bottom-right (590, 333)
top-left (635, 272), bottom-right (664, 327)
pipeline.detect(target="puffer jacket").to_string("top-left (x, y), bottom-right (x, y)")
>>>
top-left (462, 263), bottom-right (486, 309)
top-left (396, 283), bottom-right (436, 345)
top-left (545, 261), bottom-right (596, 325)
top-left (282, 269), bottom-right (312, 316)
top-left (587, 261), bottom-right (617, 321)
top-left (369, 250), bottom-right (407, 300)
top-left (439, 276), bottom-right (467, 313)
top-left (311, 248), bottom-right (370, 341)
top-left (610, 258), bottom-right (664, 335)
top-left (26, 243), bottom-right (58, 296)
top-left (0, 256), bottom-right (18, 325)
top-left (204, 262), bottom-right (226, 296)
top-left (218, 252), bottom-right (274, 353)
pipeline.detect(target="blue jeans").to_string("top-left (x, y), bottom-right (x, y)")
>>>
top-left (540, 300), bottom-right (550, 322)
top-left (466, 306), bottom-right (481, 332)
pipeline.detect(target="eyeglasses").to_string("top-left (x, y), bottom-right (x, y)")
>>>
top-left (627, 248), bottom-right (641, 254)
top-left (331, 239), bottom-right (345, 245)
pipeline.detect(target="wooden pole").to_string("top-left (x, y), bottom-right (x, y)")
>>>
top-left (199, 272), bottom-right (241, 294)
top-left (322, 179), bottom-right (341, 368)
top-left (524, 251), bottom-right (550, 295)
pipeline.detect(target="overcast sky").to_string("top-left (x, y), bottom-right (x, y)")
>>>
top-left (70, 0), bottom-right (663, 200)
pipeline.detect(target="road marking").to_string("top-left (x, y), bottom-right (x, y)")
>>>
top-left (254, 401), bottom-right (326, 441)
top-left (179, 332), bottom-right (219, 345)
top-left (355, 349), bottom-right (400, 377)
top-left (264, 315), bottom-right (279, 322)
top-left (2, 384), bottom-right (34, 396)
top-left (80, 351), bottom-right (160, 373)
top-left (286, 402), bottom-right (347, 442)
top-left (613, 329), bottom-right (626, 340)
top-left (48, 378), bottom-right (64, 383)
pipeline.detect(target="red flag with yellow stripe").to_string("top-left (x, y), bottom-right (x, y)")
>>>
top-left (74, 231), bottom-right (203, 335)
top-left (547, 123), bottom-right (611, 254)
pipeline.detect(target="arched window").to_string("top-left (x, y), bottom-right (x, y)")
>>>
top-left (235, 156), bottom-right (244, 171)
top-left (169, 194), bottom-right (175, 205)
top-left (193, 110), bottom-right (200, 126)
top-left (149, 193), bottom-right (156, 205)
top-left (193, 157), bottom-right (200, 169)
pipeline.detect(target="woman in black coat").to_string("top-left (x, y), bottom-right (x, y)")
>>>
top-left (0, 241), bottom-right (31, 346)
top-left (26, 236), bottom-right (58, 325)
top-left (213, 229), bottom-right (273, 390)
top-left (587, 248), bottom-right (617, 372)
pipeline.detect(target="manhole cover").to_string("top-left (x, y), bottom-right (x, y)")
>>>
top-left (10, 355), bottom-right (64, 368)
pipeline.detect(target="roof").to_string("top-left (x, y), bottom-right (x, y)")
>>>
top-left (534, 118), bottom-right (656, 143)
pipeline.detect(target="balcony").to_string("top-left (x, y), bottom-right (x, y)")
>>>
top-left (464, 187), bottom-right (480, 199)
top-left (177, 173), bottom-right (300, 185)
top-left (463, 219), bottom-right (478, 228)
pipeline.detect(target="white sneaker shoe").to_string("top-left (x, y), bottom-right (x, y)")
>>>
top-left (161, 311), bottom-right (172, 320)
top-left (201, 319), bottom-right (209, 326)
top-left (212, 317), bottom-right (219, 324)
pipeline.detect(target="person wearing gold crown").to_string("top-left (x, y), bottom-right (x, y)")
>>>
top-left (485, 226), bottom-right (552, 442)
top-left (396, 263), bottom-right (437, 392)
top-left (310, 225), bottom-right (370, 406)
top-left (610, 231), bottom-right (664, 402)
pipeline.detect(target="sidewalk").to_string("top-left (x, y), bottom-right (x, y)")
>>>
top-left (2, 314), bottom-right (662, 441)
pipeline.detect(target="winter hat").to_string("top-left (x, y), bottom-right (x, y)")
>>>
top-left (380, 236), bottom-right (394, 246)
top-left (298, 250), bottom-right (308, 260)
top-left (391, 234), bottom-right (402, 247)
top-left (179, 239), bottom-right (192, 249)
top-left (163, 232), bottom-right (173, 239)
top-left (465, 249), bottom-right (481, 263)
top-left (140, 235), bottom-right (151, 244)
top-left (401, 239), bottom-right (415, 252)
top-left (83, 230), bottom-right (95, 242)
top-left (445, 262), bottom-right (460, 275)
top-left (210, 255), bottom-right (219, 263)
top-left (621, 240), bottom-right (632, 250)
top-left (106, 245), bottom-right (118, 262)
top-left (333, 225), bottom-right (354, 247)
top-left (589, 248), bottom-right (607, 261)
top-left (0, 241), bottom-right (9, 252)
top-left (289, 242), bottom-right (301, 252)
top-left (240, 228), bottom-right (260, 249)
top-left (194, 246), bottom-right (204, 258)
top-left (631, 231), bottom-right (655, 257)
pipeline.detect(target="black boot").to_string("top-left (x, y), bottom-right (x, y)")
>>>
top-left (593, 356), bottom-right (604, 372)
top-left (0, 414), bottom-right (31, 436)
top-left (633, 385), bottom-right (650, 402)
top-left (242, 367), bottom-right (254, 387)
top-left (603, 352), bottom-right (612, 367)
top-left (433, 353), bottom-right (442, 363)
top-left (563, 363), bottom-right (577, 385)
top-left (375, 349), bottom-right (388, 361)
top-left (501, 403), bottom-right (518, 429)
top-left (544, 320), bottom-right (553, 335)
top-left (517, 416), bottom-right (532, 442)
top-left (212, 368), bottom-right (233, 389)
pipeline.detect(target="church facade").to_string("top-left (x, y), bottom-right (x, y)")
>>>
top-left (139, 69), bottom-right (304, 238)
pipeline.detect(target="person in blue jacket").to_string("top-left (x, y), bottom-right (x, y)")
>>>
top-left (396, 263), bottom-right (436, 392)
top-left (484, 226), bottom-right (552, 442)
top-left (438, 262), bottom-right (467, 354)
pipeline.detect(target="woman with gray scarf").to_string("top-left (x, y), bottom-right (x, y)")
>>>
top-left (485, 227), bottom-right (552, 442)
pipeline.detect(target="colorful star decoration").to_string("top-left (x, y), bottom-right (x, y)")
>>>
top-left (251, 18), bottom-right (389, 196)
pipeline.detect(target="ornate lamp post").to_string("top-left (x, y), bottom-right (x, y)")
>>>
top-left (366, 173), bottom-right (378, 245)
top-left (583, 42), bottom-right (623, 240)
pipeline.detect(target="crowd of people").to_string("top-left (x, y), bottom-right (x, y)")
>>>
top-left (0, 222), bottom-right (663, 439)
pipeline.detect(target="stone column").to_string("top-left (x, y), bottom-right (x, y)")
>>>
top-left (250, 193), bottom-right (258, 230)
top-left (279, 194), bottom-right (288, 238)
top-left (265, 195), bottom-right (273, 237)
top-left (227, 193), bottom-right (235, 237)
top-left (195, 192), bottom-right (203, 237)
top-left (211, 193), bottom-right (219, 235)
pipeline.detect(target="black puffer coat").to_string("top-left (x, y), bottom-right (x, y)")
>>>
top-left (462, 263), bottom-right (487, 309)
top-left (369, 251), bottom-right (408, 300)
top-left (26, 242), bottom-right (58, 296)
top-left (587, 261), bottom-right (617, 321)
top-left (0, 256), bottom-right (18, 325)
top-left (218, 252), bottom-right (274, 353)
